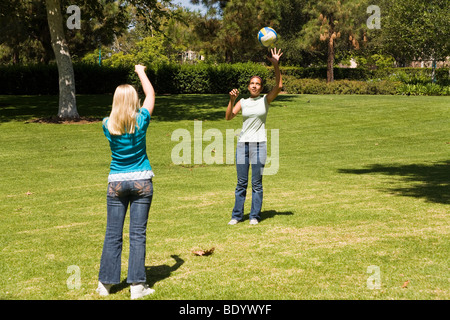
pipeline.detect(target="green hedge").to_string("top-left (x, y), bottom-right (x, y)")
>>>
top-left (0, 64), bottom-right (58, 95)
top-left (74, 64), bottom-right (130, 94)
top-left (278, 76), bottom-right (449, 96)
top-left (0, 64), bottom-right (129, 95)
top-left (277, 66), bottom-right (370, 81)
top-left (279, 76), bottom-right (401, 95)
top-left (148, 62), bottom-right (269, 94)
top-left (396, 83), bottom-right (450, 96)
top-left (275, 66), bottom-right (450, 86)
top-left (374, 67), bottom-right (450, 86)
top-left (0, 62), bottom-right (268, 95)
top-left (0, 63), bottom-right (448, 95)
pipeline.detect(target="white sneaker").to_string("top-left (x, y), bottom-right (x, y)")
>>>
top-left (130, 283), bottom-right (155, 300)
top-left (228, 219), bottom-right (240, 225)
top-left (96, 281), bottom-right (112, 296)
top-left (249, 219), bottom-right (259, 225)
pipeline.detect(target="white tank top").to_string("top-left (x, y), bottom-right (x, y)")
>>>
top-left (238, 95), bottom-right (269, 142)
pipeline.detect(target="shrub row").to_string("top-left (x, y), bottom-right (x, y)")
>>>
top-left (277, 66), bottom-right (370, 81)
top-left (0, 63), bottom-right (448, 95)
top-left (0, 64), bottom-right (129, 95)
top-left (277, 76), bottom-right (401, 95)
top-left (277, 76), bottom-right (449, 96)
top-left (0, 63), bottom-right (268, 95)
top-left (396, 83), bottom-right (450, 96)
top-left (376, 67), bottom-right (450, 86)
top-left (145, 62), bottom-right (270, 94)
top-left (271, 66), bottom-right (450, 86)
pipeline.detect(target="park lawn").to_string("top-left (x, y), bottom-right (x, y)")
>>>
top-left (0, 93), bottom-right (448, 300)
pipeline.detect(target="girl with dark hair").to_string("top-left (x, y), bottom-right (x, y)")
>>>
top-left (225, 48), bottom-right (283, 225)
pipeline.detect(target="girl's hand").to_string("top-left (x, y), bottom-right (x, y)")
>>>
top-left (267, 47), bottom-right (283, 65)
top-left (135, 64), bottom-right (147, 73)
top-left (229, 88), bottom-right (239, 100)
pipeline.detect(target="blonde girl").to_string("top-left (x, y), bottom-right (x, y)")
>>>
top-left (97, 65), bottom-right (156, 299)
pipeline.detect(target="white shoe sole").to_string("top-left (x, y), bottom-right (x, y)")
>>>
top-left (131, 287), bottom-right (155, 299)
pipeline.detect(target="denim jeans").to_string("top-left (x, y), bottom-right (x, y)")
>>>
top-left (98, 179), bottom-right (153, 284)
top-left (232, 142), bottom-right (267, 221)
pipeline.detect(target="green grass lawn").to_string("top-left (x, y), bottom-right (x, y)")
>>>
top-left (0, 93), bottom-right (448, 300)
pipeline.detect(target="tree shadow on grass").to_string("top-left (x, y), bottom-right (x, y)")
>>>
top-left (151, 94), bottom-right (299, 122)
top-left (111, 254), bottom-right (184, 294)
top-left (0, 93), bottom-right (300, 123)
top-left (0, 95), bottom-right (111, 123)
top-left (338, 160), bottom-right (450, 205)
top-left (0, 94), bottom-right (230, 123)
top-left (152, 94), bottom-right (228, 122)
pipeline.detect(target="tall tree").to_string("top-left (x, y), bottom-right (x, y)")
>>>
top-left (275, 0), bottom-right (316, 66)
top-left (189, 0), bottom-right (279, 62)
top-left (217, 0), bottom-right (280, 62)
top-left (192, 10), bottom-right (222, 60)
top-left (371, 0), bottom-right (450, 66)
top-left (64, 0), bottom-right (129, 62)
top-left (0, 0), bottom-right (175, 65)
top-left (190, 0), bottom-right (229, 13)
top-left (45, 0), bottom-right (78, 119)
top-left (301, 0), bottom-right (369, 82)
top-left (0, 0), bottom-right (51, 64)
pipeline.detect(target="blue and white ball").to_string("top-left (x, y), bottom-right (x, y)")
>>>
top-left (258, 27), bottom-right (278, 47)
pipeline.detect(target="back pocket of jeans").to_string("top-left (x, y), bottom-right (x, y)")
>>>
top-left (134, 180), bottom-right (153, 197)
top-left (107, 181), bottom-right (123, 197)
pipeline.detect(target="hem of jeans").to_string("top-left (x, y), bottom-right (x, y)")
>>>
top-left (98, 279), bottom-right (120, 285)
top-left (126, 279), bottom-right (146, 284)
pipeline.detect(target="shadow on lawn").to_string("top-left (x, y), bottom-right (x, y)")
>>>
top-left (151, 94), bottom-right (298, 122)
top-left (152, 94), bottom-right (228, 122)
top-left (242, 209), bottom-right (294, 222)
top-left (0, 95), bottom-right (111, 123)
top-left (111, 255), bottom-right (184, 294)
top-left (338, 160), bottom-right (450, 205)
top-left (0, 94), bottom-right (299, 123)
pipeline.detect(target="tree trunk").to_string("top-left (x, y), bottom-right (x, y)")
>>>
top-left (327, 36), bottom-right (334, 83)
top-left (45, 0), bottom-right (79, 119)
top-left (12, 46), bottom-right (20, 65)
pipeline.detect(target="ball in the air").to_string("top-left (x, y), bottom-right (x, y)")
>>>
top-left (258, 27), bottom-right (278, 47)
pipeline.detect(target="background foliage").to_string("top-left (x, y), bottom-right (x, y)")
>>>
top-left (1, 0), bottom-right (448, 98)
top-left (0, 63), bottom-right (447, 95)
top-left (1, 0), bottom-right (449, 66)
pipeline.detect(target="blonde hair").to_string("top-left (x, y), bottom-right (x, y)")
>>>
top-left (107, 84), bottom-right (140, 135)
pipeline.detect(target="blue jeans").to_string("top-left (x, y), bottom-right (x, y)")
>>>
top-left (98, 179), bottom-right (153, 284)
top-left (232, 142), bottom-right (267, 221)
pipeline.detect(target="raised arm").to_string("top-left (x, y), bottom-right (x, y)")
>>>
top-left (135, 64), bottom-right (155, 115)
top-left (266, 48), bottom-right (283, 104)
top-left (225, 88), bottom-right (241, 120)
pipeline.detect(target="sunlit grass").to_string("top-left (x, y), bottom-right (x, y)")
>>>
top-left (0, 94), bottom-right (448, 299)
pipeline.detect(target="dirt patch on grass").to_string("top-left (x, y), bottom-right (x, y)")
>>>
top-left (27, 116), bottom-right (103, 124)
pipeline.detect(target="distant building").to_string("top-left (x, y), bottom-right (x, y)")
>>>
top-left (409, 58), bottom-right (450, 68)
top-left (181, 50), bottom-right (205, 64)
top-left (338, 58), bottom-right (358, 68)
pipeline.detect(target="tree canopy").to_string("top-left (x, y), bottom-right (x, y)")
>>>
top-left (1, 0), bottom-right (448, 68)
